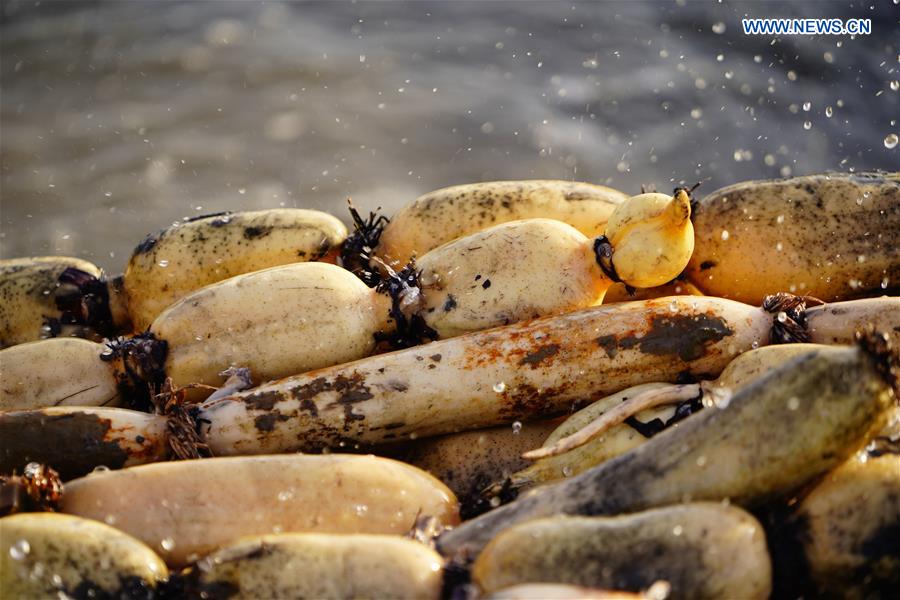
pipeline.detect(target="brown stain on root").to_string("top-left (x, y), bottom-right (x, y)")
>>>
top-left (0, 411), bottom-right (131, 480)
top-left (245, 373), bottom-right (382, 435)
top-left (498, 383), bottom-right (571, 421)
top-left (518, 344), bottom-right (561, 368)
top-left (595, 335), bottom-right (618, 359)
top-left (462, 327), bottom-right (543, 369)
top-left (615, 313), bottom-right (734, 362)
top-left (254, 411), bottom-right (290, 432)
top-left (331, 375), bottom-right (375, 425)
top-left (244, 390), bottom-right (284, 411)
top-left (262, 372), bottom-right (376, 431)
top-left (286, 405), bottom-right (364, 452)
top-left (467, 305), bottom-right (734, 373)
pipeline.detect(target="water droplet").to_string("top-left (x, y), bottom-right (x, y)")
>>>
top-left (9, 539), bottom-right (30, 560)
top-left (776, 214), bottom-right (784, 224)
top-left (690, 108), bottom-right (702, 119)
top-left (511, 421), bottom-right (522, 435)
top-left (753, 54), bottom-right (762, 63)
top-left (161, 537), bottom-right (176, 551)
top-left (695, 455), bottom-right (708, 467)
top-left (885, 133), bottom-right (898, 149)
top-left (562, 465), bottom-right (573, 477)
top-left (802, 101), bottom-right (811, 111)
top-left (823, 51), bottom-right (834, 64)
top-left (673, 525), bottom-right (684, 536)
top-left (882, 277), bottom-right (890, 289)
top-left (803, 120), bottom-right (812, 130)
top-left (669, 300), bottom-right (679, 313)
top-left (355, 504), bottom-right (368, 516)
top-left (158, 259), bottom-right (170, 268)
top-left (764, 154), bottom-right (776, 166)
top-left (92, 465), bottom-right (110, 473)
top-left (492, 382), bottom-right (507, 393)
top-left (891, 80), bottom-right (899, 92)
top-left (787, 397), bottom-right (800, 411)
top-left (711, 21), bottom-right (726, 34)
top-left (825, 106), bottom-right (833, 118)
top-left (104, 514), bottom-right (118, 525)
top-left (751, 341), bottom-right (759, 349)
top-left (277, 490), bottom-right (293, 502)
top-left (776, 242), bottom-right (783, 252)
top-left (716, 53), bottom-right (724, 62)
top-left (489, 496), bottom-right (501, 508)
top-left (720, 230), bottom-right (730, 241)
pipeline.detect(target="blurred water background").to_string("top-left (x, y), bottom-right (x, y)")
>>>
top-left (1, 0), bottom-right (897, 271)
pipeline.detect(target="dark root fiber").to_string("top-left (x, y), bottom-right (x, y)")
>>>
top-left (101, 333), bottom-right (168, 412)
top-left (54, 267), bottom-right (116, 338)
top-left (374, 260), bottom-right (439, 349)
top-left (154, 379), bottom-right (211, 461)
top-left (593, 236), bottom-right (635, 295)
top-left (1, 463), bottom-right (62, 516)
top-left (341, 200), bottom-right (389, 288)
top-left (762, 292), bottom-right (824, 344)
top-left (675, 181), bottom-right (703, 216)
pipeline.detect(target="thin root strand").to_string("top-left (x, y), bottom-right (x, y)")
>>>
top-left (522, 384), bottom-right (701, 460)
